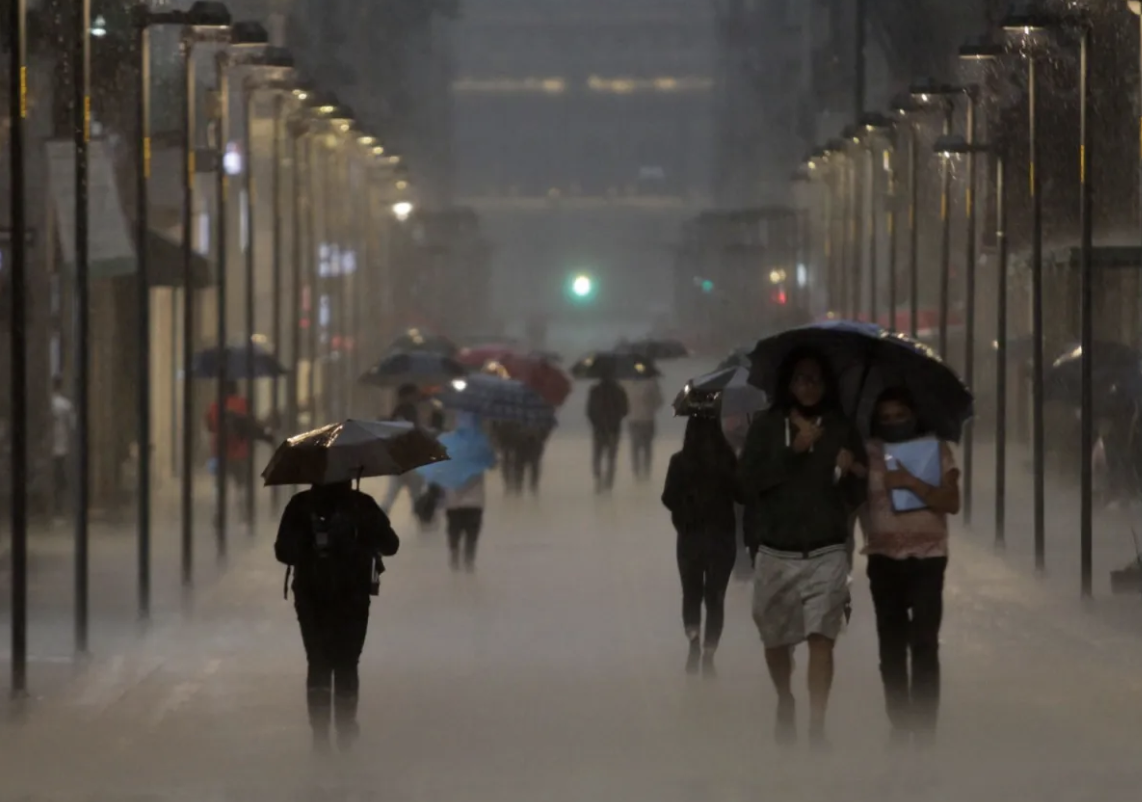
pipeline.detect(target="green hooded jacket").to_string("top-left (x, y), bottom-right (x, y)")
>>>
top-left (739, 406), bottom-right (867, 555)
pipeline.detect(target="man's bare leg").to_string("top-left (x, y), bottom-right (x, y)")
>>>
top-left (806, 634), bottom-right (836, 746)
top-left (765, 645), bottom-right (796, 743)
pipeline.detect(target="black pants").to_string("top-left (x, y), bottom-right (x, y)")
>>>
top-left (295, 595), bottom-right (369, 741)
top-left (592, 428), bottom-right (620, 490)
top-left (629, 421), bottom-right (655, 479)
top-left (867, 555), bottom-right (947, 734)
top-left (677, 546), bottom-right (736, 647)
top-left (447, 508), bottom-right (483, 567)
top-left (507, 439), bottom-right (543, 495)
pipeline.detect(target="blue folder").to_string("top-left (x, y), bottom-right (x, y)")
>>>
top-left (883, 437), bottom-right (942, 512)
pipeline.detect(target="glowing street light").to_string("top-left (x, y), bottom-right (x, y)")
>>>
top-left (392, 201), bottom-right (414, 221)
top-left (572, 274), bottom-right (593, 297)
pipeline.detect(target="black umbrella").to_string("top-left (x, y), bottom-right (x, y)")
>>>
top-left (571, 351), bottom-right (661, 381)
top-left (672, 367), bottom-right (768, 418)
top-left (359, 351), bottom-right (468, 388)
top-left (261, 419), bottom-right (449, 486)
top-left (190, 339), bottom-right (287, 380)
top-left (388, 328), bottom-right (458, 356)
top-left (750, 320), bottom-right (973, 442)
top-left (616, 337), bottom-right (690, 360)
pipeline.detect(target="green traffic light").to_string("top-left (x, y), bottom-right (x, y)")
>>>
top-left (572, 275), bottom-right (593, 297)
top-left (701, 279), bottom-right (714, 293)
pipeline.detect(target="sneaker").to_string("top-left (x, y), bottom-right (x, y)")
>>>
top-left (775, 695), bottom-right (796, 745)
top-left (686, 638), bottom-right (702, 676)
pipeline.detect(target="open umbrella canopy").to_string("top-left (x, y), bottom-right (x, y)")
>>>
top-left (616, 337), bottom-right (690, 361)
top-left (388, 328), bottom-right (459, 357)
top-left (571, 351), bottom-right (661, 381)
top-left (359, 351), bottom-right (468, 388)
top-left (191, 339), bottom-right (287, 380)
top-left (261, 420), bottom-right (449, 486)
top-left (673, 367), bottom-right (767, 419)
top-left (485, 353), bottom-right (572, 407)
top-left (457, 343), bottom-right (519, 368)
top-left (436, 374), bottom-right (557, 429)
top-left (750, 320), bottom-right (973, 442)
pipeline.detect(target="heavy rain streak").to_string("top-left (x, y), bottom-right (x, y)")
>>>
top-left (7, 0), bottom-right (1142, 799)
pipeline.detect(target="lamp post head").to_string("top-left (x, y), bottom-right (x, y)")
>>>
top-left (859, 111), bottom-right (894, 133)
top-left (230, 19), bottom-right (270, 46)
top-left (186, 1), bottom-right (232, 27)
top-left (933, 133), bottom-right (986, 159)
top-left (959, 35), bottom-right (1005, 61)
top-left (1001, 2), bottom-right (1052, 34)
top-left (841, 123), bottom-right (861, 145)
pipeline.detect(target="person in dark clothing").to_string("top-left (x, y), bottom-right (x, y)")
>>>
top-left (512, 423), bottom-right (551, 496)
top-left (587, 373), bottom-right (629, 493)
top-left (662, 416), bottom-right (742, 677)
top-left (861, 387), bottom-right (960, 748)
top-left (739, 347), bottom-right (867, 748)
top-left (382, 384), bottom-right (427, 514)
top-left (274, 480), bottom-right (400, 752)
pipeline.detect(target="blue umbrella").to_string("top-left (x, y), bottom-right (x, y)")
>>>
top-left (437, 374), bottom-right (557, 429)
top-left (417, 414), bottom-right (497, 490)
top-left (749, 320), bottom-right (973, 442)
top-left (191, 340), bottom-right (287, 380)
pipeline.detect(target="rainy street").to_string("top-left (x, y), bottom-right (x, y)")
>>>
top-left (0, 369), bottom-right (1140, 801)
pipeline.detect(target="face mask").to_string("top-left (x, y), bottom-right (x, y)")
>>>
top-left (879, 420), bottom-right (918, 443)
top-left (877, 420), bottom-right (913, 445)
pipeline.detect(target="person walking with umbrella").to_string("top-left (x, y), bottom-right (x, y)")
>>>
top-left (662, 416), bottom-right (741, 676)
top-left (624, 372), bottom-right (664, 481)
top-left (587, 367), bottom-right (629, 493)
top-left (739, 347), bottom-right (867, 748)
top-left (267, 419), bottom-right (446, 753)
top-left (381, 384), bottom-right (429, 516)
top-left (427, 412), bottom-right (497, 571)
top-left (860, 386), bottom-right (960, 748)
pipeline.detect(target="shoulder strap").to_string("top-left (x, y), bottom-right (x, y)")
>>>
top-left (283, 565), bottom-right (291, 600)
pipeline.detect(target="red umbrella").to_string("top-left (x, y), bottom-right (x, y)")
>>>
top-left (456, 343), bottom-right (519, 368)
top-left (489, 353), bottom-right (572, 407)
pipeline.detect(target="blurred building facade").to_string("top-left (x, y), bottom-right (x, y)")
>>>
top-left (451, 0), bottom-right (715, 348)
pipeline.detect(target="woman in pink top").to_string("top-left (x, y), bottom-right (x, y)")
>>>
top-left (862, 387), bottom-right (960, 748)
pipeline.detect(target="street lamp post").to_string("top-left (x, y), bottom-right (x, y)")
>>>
top-left (286, 94), bottom-right (314, 442)
top-left (890, 92), bottom-right (926, 338)
top-left (842, 124), bottom-right (862, 318)
top-left (8, 0), bottom-right (29, 696)
top-left (179, 5), bottom-right (232, 589)
top-left (1077, 16), bottom-right (1094, 598)
top-left (909, 79), bottom-right (960, 359)
top-left (238, 49), bottom-right (294, 531)
top-left (211, 22), bottom-right (271, 553)
top-left (860, 113), bottom-right (894, 326)
top-left (1002, 3), bottom-right (1050, 573)
top-left (937, 134), bottom-right (1007, 549)
top-left (131, 0), bottom-right (230, 620)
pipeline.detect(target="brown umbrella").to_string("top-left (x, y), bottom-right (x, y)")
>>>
top-left (261, 419), bottom-right (449, 487)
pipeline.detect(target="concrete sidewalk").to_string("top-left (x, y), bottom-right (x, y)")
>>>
top-left (1, 430), bottom-right (1140, 801)
top-left (961, 439), bottom-right (1142, 628)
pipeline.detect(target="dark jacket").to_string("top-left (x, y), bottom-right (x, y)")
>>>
top-left (274, 485), bottom-right (400, 601)
top-left (662, 451), bottom-right (742, 555)
top-left (739, 407), bottom-right (866, 555)
top-left (587, 380), bottom-right (629, 433)
top-left (391, 401), bottom-right (420, 426)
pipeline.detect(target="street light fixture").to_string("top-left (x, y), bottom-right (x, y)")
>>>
top-left (1000, 2), bottom-right (1051, 574)
top-left (211, 19), bottom-right (270, 555)
top-left (236, 48), bottom-right (294, 529)
top-left (936, 133), bottom-right (1008, 551)
top-left (909, 78), bottom-right (964, 361)
top-left (889, 91), bottom-right (926, 339)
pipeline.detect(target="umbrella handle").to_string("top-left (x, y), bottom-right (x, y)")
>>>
top-left (356, 466), bottom-right (364, 491)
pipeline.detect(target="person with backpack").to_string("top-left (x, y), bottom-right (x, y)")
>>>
top-left (587, 369), bottom-right (630, 493)
top-left (274, 479), bottom-right (400, 753)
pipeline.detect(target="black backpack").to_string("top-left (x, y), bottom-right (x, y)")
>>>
top-left (283, 499), bottom-right (380, 600)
